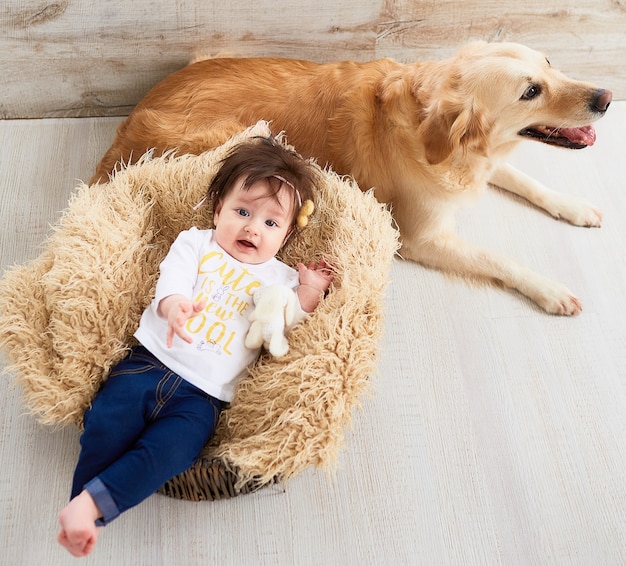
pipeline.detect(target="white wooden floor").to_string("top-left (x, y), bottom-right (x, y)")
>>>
top-left (1, 105), bottom-right (625, 565)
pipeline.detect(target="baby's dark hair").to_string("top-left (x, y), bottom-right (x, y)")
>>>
top-left (207, 136), bottom-right (317, 227)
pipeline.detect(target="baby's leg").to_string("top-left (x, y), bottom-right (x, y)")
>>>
top-left (70, 350), bottom-right (159, 498)
top-left (57, 490), bottom-right (103, 557)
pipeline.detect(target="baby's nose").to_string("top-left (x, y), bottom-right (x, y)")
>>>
top-left (245, 219), bottom-right (260, 235)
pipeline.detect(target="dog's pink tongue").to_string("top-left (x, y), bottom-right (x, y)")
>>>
top-left (561, 124), bottom-right (596, 146)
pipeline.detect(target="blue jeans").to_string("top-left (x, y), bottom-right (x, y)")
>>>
top-left (71, 346), bottom-right (223, 525)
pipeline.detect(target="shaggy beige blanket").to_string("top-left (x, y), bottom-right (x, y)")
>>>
top-left (0, 128), bottom-right (399, 492)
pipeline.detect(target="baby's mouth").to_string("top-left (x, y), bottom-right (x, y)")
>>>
top-left (238, 239), bottom-right (256, 249)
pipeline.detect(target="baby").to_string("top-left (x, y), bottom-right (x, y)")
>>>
top-left (58, 132), bottom-right (334, 557)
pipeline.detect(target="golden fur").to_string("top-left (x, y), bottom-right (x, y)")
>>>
top-left (92, 41), bottom-right (612, 315)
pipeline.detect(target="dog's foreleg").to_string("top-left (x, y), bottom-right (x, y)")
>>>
top-left (490, 163), bottom-right (602, 227)
top-left (404, 231), bottom-right (583, 315)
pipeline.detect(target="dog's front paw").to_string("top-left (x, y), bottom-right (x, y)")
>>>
top-left (547, 195), bottom-right (603, 228)
top-left (535, 283), bottom-right (582, 316)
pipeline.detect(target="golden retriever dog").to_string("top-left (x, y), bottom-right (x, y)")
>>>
top-left (92, 41), bottom-right (612, 315)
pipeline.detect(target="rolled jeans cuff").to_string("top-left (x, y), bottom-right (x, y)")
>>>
top-left (85, 477), bottom-right (120, 526)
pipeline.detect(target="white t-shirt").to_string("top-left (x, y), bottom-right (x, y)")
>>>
top-left (135, 227), bottom-right (305, 401)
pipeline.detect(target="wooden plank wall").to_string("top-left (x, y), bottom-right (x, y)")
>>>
top-left (2, 0), bottom-right (625, 119)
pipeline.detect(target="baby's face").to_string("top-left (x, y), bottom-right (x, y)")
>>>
top-left (213, 178), bottom-right (294, 264)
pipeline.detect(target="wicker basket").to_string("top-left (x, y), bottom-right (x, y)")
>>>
top-left (159, 457), bottom-right (274, 501)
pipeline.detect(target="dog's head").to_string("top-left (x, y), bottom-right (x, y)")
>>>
top-left (417, 41), bottom-right (612, 165)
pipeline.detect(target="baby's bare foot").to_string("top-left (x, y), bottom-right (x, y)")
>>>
top-left (57, 490), bottom-right (103, 557)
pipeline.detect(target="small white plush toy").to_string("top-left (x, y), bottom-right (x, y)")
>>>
top-left (245, 284), bottom-right (297, 357)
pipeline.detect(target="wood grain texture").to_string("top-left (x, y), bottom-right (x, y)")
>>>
top-left (1, 0), bottom-right (625, 119)
top-left (0, 105), bottom-right (625, 564)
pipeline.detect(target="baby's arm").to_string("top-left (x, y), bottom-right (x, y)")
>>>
top-left (157, 294), bottom-right (207, 348)
top-left (297, 259), bottom-right (335, 312)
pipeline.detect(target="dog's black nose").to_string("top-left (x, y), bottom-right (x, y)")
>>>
top-left (591, 89), bottom-right (612, 113)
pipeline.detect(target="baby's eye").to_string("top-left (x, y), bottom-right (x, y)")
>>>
top-left (265, 219), bottom-right (278, 228)
top-left (236, 208), bottom-right (250, 217)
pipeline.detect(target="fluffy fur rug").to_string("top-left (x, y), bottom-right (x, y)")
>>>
top-left (0, 128), bottom-right (399, 495)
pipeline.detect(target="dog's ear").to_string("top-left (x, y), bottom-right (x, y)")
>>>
top-left (420, 97), bottom-right (490, 165)
top-left (450, 102), bottom-right (491, 159)
top-left (419, 107), bottom-right (456, 165)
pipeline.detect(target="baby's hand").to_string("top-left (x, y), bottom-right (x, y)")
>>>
top-left (298, 259), bottom-right (335, 290)
top-left (158, 294), bottom-right (207, 348)
top-left (296, 259), bottom-right (335, 312)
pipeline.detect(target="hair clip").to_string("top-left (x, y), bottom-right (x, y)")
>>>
top-left (273, 175), bottom-right (312, 228)
top-left (297, 200), bottom-right (315, 228)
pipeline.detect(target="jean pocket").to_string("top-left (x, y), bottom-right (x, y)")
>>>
top-left (109, 361), bottom-right (155, 378)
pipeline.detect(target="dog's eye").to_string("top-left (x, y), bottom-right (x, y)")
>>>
top-left (545, 57), bottom-right (551, 66)
top-left (521, 84), bottom-right (541, 100)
